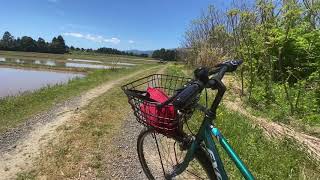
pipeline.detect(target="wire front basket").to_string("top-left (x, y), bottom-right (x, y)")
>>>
top-left (122, 74), bottom-right (193, 136)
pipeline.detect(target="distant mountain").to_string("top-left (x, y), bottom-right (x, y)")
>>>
top-left (125, 49), bottom-right (154, 56)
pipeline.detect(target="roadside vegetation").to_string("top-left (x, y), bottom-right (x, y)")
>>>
top-left (181, 1), bottom-right (320, 130)
top-left (167, 64), bottom-right (320, 179)
top-left (0, 64), bottom-right (156, 133)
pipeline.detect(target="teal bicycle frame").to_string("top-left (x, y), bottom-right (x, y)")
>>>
top-left (169, 112), bottom-right (255, 180)
top-left (168, 77), bottom-right (255, 179)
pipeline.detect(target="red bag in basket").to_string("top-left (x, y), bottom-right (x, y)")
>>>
top-left (140, 87), bottom-right (176, 129)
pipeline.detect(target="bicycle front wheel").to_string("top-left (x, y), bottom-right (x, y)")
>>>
top-left (137, 128), bottom-right (217, 180)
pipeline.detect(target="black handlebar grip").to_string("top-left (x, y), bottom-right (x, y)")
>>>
top-left (172, 83), bottom-right (201, 109)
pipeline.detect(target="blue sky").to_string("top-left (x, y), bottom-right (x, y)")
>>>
top-left (0, 0), bottom-right (232, 50)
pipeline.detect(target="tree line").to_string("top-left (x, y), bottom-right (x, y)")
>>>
top-left (0, 31), bottom-right (67, 54)
top-left (70, 46), bottom-right (149, 58)
top-left (152, 48), bottom-right (177, 61)
top-left (0, 31), bottom-right (150, 58)
top-left (182, 0), bottom-right (319, 119)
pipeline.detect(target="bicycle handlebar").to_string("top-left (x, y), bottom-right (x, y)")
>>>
top-left (170, 59), bottom-right (243, 110)
top-left (172, 82), bottom-right (203, 109)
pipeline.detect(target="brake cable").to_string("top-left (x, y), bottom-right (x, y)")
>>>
top-left (205, 88), bottom-right (208, 108)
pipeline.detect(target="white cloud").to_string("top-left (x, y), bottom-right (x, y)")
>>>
top-left (63, 32), bottom-right (120, 44)
top-left (128, 40), bottom-right (135, 44)
top-left (104, 38), bottom-right (121, 44)
top-left (63, 32), bottom-right (83, 38)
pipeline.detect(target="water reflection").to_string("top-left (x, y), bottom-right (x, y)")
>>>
top-left (45, 60), bottom-right (56, 66)
top-left (0, 67), bottom-right (84, 98)
top-left (112, 62), bottom-right (136, 66)
top-left (34, 60), bottom-right (41, 64)
top-left (65, 62), bottom-right (115, 69)
top-left (67, 58), bottom-right (103, 64)
top-left (0, 57), bottom-right (131, 69)
top-left (15, 59), bottom-right (23, 63)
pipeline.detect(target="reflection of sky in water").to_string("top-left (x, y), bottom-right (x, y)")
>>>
top-left (16, 59), bottom-right (23, 63)
top-left (66, 62), bottom-right (113, 69)
top-left (112, 62), bottom-right (136, 66)
top-left (0, 57), bottom-right (129, 69)
top-left (68, 59), bottom-right (103, 64)
top-left (34, 60), bottom-right (41, 64)
top-left (45, 60), bottom-right (56, 66)
top-left (0, 67), bottom-right (84, 98)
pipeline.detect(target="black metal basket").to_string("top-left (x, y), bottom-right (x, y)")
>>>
top-left (121, 74), bottom-right (193, 136)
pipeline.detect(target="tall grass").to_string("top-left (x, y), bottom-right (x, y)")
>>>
top-left (167, 64), bottom-right (320, 179)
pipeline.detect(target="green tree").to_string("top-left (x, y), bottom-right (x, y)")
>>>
top-left (0, 31), bottom-right (15, 50)
top-left (50, 35), bottom-right (66, 54)
top-left (183, 0), bottom-right (320, 117)
top-left (37, 37), bottom-right (47, 52)
top-left (14, 37), bottom-right (22, 51)
top-left (152, 48), bottom-right (177, 61)
top-left (20, 36), bottom-right (37, 52)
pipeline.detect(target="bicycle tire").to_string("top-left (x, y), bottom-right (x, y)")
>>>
top-left (137, 128), bottom-right (217, 180)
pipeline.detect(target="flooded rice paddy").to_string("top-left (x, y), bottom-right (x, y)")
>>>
top-left (0, 67), bottom-right (84, 98)
top-left (0, 57), bottom-right (136, 69)
top-left (0, 56), bottom-right (139, 98)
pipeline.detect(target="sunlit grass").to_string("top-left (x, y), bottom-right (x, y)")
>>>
top-left (167, 64), bottom-right (320, 179)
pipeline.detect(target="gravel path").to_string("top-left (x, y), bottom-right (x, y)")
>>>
top-left (100, 67), bottom-right (167, 179)
top-left (0, 97), bottom-right (80, 152)
top-left (102, 114), bottom-right (146, 179)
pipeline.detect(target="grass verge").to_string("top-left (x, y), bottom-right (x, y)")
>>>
top-left (224, 74), bottom-right (320, 138)
top-left (187, 106), bottom-right (320, 179)
top-left (0, 64), bottom-right (156, 133)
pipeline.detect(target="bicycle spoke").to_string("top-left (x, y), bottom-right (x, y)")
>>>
top-left (153, 133), bottom-right (166, 177)
top-left (139, 129), bottom-right (211, 179)
top-left (185, 169), bottom-right (206, 179)
top-left (174, 141), bottom-right (179, 163)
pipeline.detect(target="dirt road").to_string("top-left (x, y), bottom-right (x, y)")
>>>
top-left (0, 67), bottom-right (160, 179)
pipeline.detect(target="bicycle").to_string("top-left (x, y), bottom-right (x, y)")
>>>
top-left (122, 60), bottom-right (255, 180)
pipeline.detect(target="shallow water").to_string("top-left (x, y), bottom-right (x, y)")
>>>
top-left (112, 62), bottom-right (136, 66)
top-left (67, 58), bottom-right (103, 64)
top-left (65, 62), bottom-right (115, 69)
top-left (0, 57), bottom-right (127, 69)
top-left (0, 67), bottom-right (84, 98)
